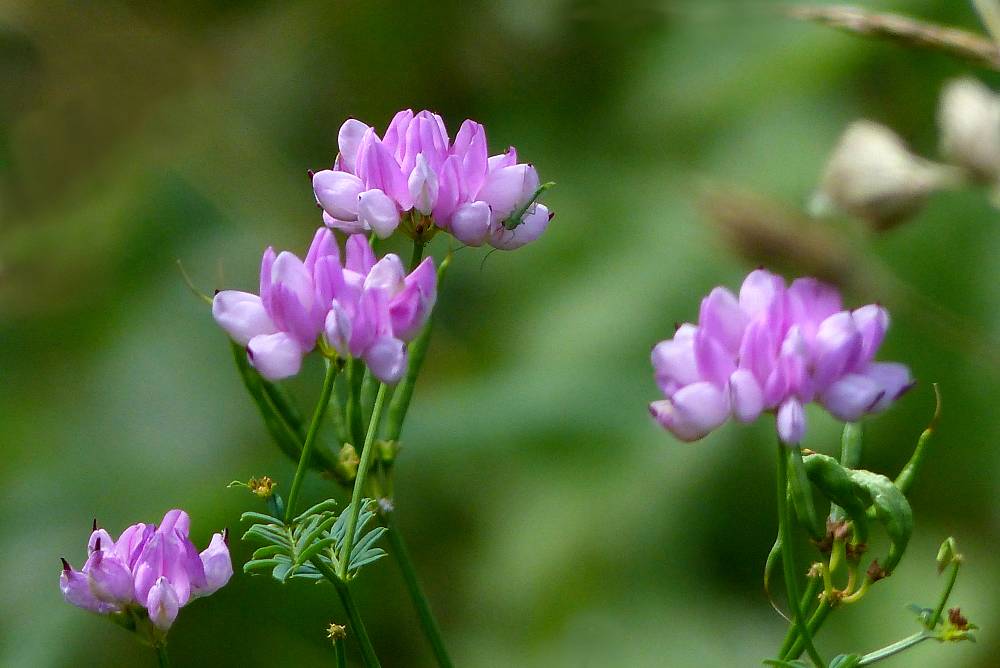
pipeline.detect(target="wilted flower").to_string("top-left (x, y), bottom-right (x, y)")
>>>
top-left (59, 510), bottom-right (232, 634)
top-left (323, 235), bottom-right (437, 383)
top-left (938, 77), bottom-right (1000, 184)
top-left (812, 120), bottom-right (960, 230)
top-left (649, 269), bottom-right (912, 444)
top-left (312, 109), bottom-right (552, 249)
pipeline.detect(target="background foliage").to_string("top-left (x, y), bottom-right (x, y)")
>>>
top-left (1, 1), bottom-right (997, 665)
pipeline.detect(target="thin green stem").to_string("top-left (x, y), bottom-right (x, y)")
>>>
top-left (284, 359), bottom-right (339, 523)
top-left (858, 632), bottom-right (932, 666)
top-left (339, 383), bottom-right (389, 579)
top-left (408, 239), bottom-right (426, 272)
top-left (346, 358), bottom-right (365, 447)
top-left (895, 384), bottom-right (941, 495)
top-left (155, 644), bottom-right (170, 668)
top-left (929, 559), bottom-right (961, 629)
top-left (335, 639), bottom-right (347, 668)
top-left (778, 574), bottom-right (822, 658)
top-left (784, 600), bottom-right (832, 660)
top-left (776, 443), bottom-right (826, 668)
top-left (382, 507), bottom-right (454, 668)
top-left (311, 557), bottom-right (382, 668)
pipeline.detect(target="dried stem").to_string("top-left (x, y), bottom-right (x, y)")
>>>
top-left (787, 4), bottom-right (1000, 71)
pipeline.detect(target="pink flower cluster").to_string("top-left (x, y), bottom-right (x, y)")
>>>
top-left (650, 269), bottom-right (913, 443)
top-left (59, 510), bottom-right (232, 632)
top-left (213, 228), bottom-right (436, 382)
top-left (312, 109), bottom-right (552, 249)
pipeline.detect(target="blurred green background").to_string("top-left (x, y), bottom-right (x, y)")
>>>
top-left (2, 0), bottom-right (998, 665)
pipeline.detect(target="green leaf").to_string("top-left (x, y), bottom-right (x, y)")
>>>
top-left (762, 659), bottom-right (809, 667)
top-left (293, 498), bottom-right (339, 524)
top-left (240, 511), bottom-right (283, 525)
top-left (243, 558), bottom-right (280, 574)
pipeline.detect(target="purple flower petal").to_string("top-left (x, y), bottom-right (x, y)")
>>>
top-left (247, 332), bottom-right (306, 381)
top-left (649, 381), bottom-right (730, 442)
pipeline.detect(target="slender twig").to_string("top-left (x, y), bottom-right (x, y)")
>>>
top-left (783, 600), bottom-right (832, 660)
top-left (383, 507), bottom-right (454, 668)
top-left (777, 574), bottom-right (822, 657)
top-left (284, 358), bottom-right (339, 522)
top-left (311, 557), bottom-right (382, 668)
top-left (857, 632), bottom-right (932, 665)
top-left (775, 443), bottom-right (826, 667)
top-left (787, 4), bottom-right (1000, 71)
top-left (339, 384), bottom-right (389, 579)
top-left (929, 558), bottom-right (961, 629)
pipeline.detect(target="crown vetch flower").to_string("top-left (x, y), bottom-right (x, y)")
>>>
top-left (213, 227), bottom-right (342, 380)
top-left (649, 269), bottom-right (912, 444)
top-left (59, 510), bottom-right (232, 633)
top-left (312, 109), bottom-right (552, 249)
top-left (214, 228), bottom-right (437, 383)
top-left (323, 235), bottom-right (437, 383)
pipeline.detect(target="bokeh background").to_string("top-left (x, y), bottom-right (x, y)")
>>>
top-left (2, 0), bottom-right (998, 665)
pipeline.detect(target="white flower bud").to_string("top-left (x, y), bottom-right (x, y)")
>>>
top-left (812, 120), bottom-right (962, 230)
top-left (938, 77), bottom-right (1000, 183)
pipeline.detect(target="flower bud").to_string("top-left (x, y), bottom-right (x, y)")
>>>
top-left (813, 120), bottom-right (961, 230)
top-left (938, 77), bottom-right (1000, 183)
top-left (147, 577), bottom-right (180, 632)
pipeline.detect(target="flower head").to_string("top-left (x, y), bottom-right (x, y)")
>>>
top-left (313, 109), bottom-right (552, 249)
top-left (650, 269), bottom-right (912, 444)
top-left (59, 510), bottom-right (232, 634)
top-left (323, 235), bottom-right (437, 383)
top-left (214, 228), bottom-right (437, 383)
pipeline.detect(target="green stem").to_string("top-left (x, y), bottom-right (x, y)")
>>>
top-left (776, 443), bottom-right (826, 668)
top-left (784, 600), bottom-right (832, 660)
top-left (335, 639), bottom-right (347, 668)
top-left (155, 644), bottom-right (170, 668)
top-left (382, 507), bottom-right (454, 668)
top-left (284, 359), bottom-right (339, 523)
top-left (383, 252), bottom-right (451, 442)
top-left (346, 359), bottom-right (365, 447)
top-left (895, 384), bottom-right (940, 495)
top-left (339, 384), bottom-right (389, 579)
top-left (778, 575), bottom-right (822, 657)
top-left (929, 559), bottom-right (961, 629)
top-left (408, 239), bottom-right (426, 272)
top-left (858, 632), bottom-right (932, 666)
top-left (311, 557), bottom-right (383, 668)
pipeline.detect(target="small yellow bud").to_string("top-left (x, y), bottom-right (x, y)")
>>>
top-left (248, 476), bottom-right (277, 498)
top-left (327, 622), bottom-right (347, 643)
